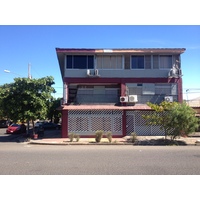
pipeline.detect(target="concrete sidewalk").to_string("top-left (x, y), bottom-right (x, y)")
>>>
top-left (26, 136), bottom-right (200, 146)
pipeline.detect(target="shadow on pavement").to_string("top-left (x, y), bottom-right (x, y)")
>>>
top-left (42, 129), bottom-right (62, 138)
top-left (0, 133), bottom-right (24, 143)
top-left (0, 128), bottom-right (61, 143)
top-left (134, 138), bottom-right (187, 146)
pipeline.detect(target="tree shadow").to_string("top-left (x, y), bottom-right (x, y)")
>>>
top-left (134, 138), bottom-right (187, 146)
top-left (0, 133), bottom-right (24, 143)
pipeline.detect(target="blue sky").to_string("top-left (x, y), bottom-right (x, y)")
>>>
top-left (0, 25), bottom-right (200, 100)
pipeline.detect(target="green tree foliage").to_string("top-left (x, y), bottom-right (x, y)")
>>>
top-left (168, 102), bottom-right (199, 140)
top-left (143, 101), bottom-right (199, 140)
top-left (47, 98), bottom-right (61, 123)
top-left (0, 76), bottom-right (55, 125)
top-left (143, 101), bottom-right (178, 139)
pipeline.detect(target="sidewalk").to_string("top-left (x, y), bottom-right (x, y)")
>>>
top-left (16, 129), bottom-right (200, 146)
top-left (26, 135), bottom-right (200, 146)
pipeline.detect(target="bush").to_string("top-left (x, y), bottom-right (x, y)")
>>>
top-left (68, 133), bottom-right (80, 142)
top-left (131, 132), bottom-right (137, 143)
top-left (106, 131), bottom-right (112, 143)
top-left (74, 134), bottom-right (80, 142)
top-left (95, 130), bottom-right (104, 143)
top-left (68, 133), bottom-right (75, 142)
top-left (167, 103), bottom-right (199, 140)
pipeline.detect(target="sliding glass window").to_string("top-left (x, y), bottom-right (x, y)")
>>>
top-left (66, 55), bottom-right (94, 69)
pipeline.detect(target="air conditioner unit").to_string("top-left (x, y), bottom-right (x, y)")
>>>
top-left (120, 96), bottom-right (128, 103)
top-left (87, 69), bottom-right (91, 76)
top-left (95, 69), bottom-right (99, 76)
top-left (129, 95), bottom-right (138, 103)
top-left (164, 96), bottom-right (173, 102)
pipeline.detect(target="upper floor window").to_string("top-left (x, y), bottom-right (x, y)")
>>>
top-left (131, 56), bottom-right (144, 69)
top-left (129, 55), bottom-right (175, 70)
top-left (96, 55), bottom-right (123, 69)
top-left (159, 55), bottom-right (172, 69)
top-left (66, 55), bottom-right (94, 69)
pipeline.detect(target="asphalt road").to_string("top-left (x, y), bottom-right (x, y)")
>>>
top-left (0, 141), bottom-right (200, 175)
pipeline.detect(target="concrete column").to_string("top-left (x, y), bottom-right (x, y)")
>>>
top-left (61, 110), bottom-right (68, 138)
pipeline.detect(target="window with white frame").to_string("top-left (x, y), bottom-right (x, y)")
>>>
top-left (66, 55), bottom-right (94, 69)
top-left (96, 55), bottom-right (123, 69)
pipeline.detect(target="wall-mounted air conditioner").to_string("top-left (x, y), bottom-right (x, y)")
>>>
top-left (164, 96), bottom-right (173, 102)
top-left (95, 69), bottom-right (99, 76)
top-left (129, 95), bottom-right (138, 103)
top-left (120, 96), bottom-right (128, 103)
top-left (87, 69), bottom-right (91, 76)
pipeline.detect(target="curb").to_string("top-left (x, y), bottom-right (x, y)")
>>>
top-left (28, 140), bottom-right (200, 146)
top-left (28, 141), bottom-right (133, 145)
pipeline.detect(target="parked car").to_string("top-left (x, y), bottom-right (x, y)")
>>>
top-left (35, 121), bottom-right (46, 128)
top-left (41, 122), bottom-right (61, 130)
top-left (0, 120), bottom-right (11, 128)
top-left (6, 123), bottom-right (26, 134)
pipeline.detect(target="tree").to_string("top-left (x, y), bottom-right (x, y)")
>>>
top-left (0, 83), bottom-right (12, 119)
top-left (0, 76), bottom-right (56, 133)
top-left (143, 101), bottom-right (199, 141)
top-left (143, 101), bottom-right (177, 140)
top-left (46, 97), bottom-right (61, 123)
top-left (168, 102), bottom-right (199, 140)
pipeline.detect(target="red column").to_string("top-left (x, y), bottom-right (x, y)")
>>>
top-left (61, 110), bottom-right (68, 138)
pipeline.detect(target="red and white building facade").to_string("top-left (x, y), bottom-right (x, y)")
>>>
top-left (56, 48), bottom-right (186, 138)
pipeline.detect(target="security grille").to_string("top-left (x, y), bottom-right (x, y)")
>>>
top-left (68, 110), bottom-right (166, 136)
top-left (126, 111), bottom-right (165, 136)
top-left (68, 110), bottom-right (123, 135)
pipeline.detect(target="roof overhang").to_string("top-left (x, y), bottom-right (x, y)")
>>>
top-left (58, 104), bottom-right (152, 111)
top-left (56, 48), bottom-right (186, 54)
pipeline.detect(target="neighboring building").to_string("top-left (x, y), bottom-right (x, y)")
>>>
top-left (56, 48), bottom-right (185, 138)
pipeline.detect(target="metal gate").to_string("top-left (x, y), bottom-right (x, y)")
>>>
top-left (68, 110), bottom-right (123, 135)
top-left (68, 110), bottom-right (165, 136)
top-left (126, 111), bottom-right (165, 136)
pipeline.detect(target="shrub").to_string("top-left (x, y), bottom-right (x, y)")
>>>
top-left (74, 134), bottom-right (80, 142)
top-left (130, 132), bottom-right (137, 143)
top-left (95, 130), bottom-right (104, 143)
top-left (106, 131), bottom-right (112, 143)
top-left (68, 133), bottom-right (75, 142)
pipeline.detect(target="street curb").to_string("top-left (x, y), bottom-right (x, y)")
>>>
top-left (28, 141), bottom-right (133, 145)
top-left (28, 140), bottom-right (199, 146)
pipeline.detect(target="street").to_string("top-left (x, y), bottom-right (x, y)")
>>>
top-left (0, 136), bottom-right (200, 174)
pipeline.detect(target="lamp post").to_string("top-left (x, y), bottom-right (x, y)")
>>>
top-left (4, 69), bottom-right (22, 77)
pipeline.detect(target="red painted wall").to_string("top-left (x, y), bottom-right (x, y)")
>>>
top-left (61, 110), bottom-right (68, 138)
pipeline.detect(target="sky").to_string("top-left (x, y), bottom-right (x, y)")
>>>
top-left (0, 25), bottom-right (200, 100)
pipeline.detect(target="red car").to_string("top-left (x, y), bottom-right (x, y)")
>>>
top-left (6, 124), bottom-right (26, 134)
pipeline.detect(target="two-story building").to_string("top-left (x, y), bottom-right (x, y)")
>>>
top-left (56, 48), bottom-right (186, 138)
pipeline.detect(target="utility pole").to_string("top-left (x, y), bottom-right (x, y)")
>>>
top-left (28, 63), bottom-right (32, 79)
